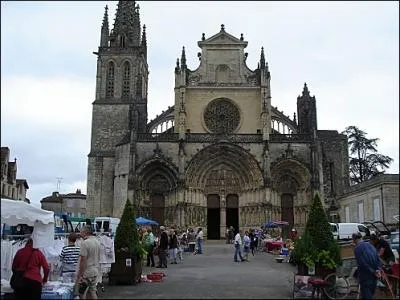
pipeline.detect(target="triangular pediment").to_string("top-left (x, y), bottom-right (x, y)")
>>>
top-left (198, 27), bottom-right (248, 48)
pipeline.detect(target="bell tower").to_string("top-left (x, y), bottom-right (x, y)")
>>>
top-left (87, 1), bottom-right (148, 217)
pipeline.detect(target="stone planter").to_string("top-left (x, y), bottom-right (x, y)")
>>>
top-left (109, 251), bottom-right (143, 285)
top-left (297, 262), bottom-right (308, 275)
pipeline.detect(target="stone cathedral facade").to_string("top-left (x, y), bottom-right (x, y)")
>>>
top-left (87, 1), bottom-right (350, 239)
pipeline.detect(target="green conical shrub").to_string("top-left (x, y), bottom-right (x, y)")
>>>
top-left (305, 192), bottom-right (335, 251)
top-left (114, 199), bottom-right (137, 253)
top-left (294, 192), bottom-right (342, 271)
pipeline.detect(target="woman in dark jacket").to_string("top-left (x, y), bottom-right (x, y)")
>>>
top-left (249, 229), bottom-right (256, 256)
top-left (156, 226), bottom-right (169, 268)
top-left (169, 230), bottom-right (179, 264)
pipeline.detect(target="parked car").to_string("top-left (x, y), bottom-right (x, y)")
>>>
top-left (330, 222), bottom-right (370, 240)
top-left (389, 231), bottom-right (399, 261)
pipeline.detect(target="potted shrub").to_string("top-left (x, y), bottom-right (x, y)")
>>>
top-left (293, 192), bottom-right (342, 276)
top-left (109, 199), bottom-right (147, 285)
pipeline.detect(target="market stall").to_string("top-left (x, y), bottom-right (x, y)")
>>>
top-left (1, 198), bottom-right (74, 299)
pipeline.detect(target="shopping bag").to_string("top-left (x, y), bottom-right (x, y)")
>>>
top-left (10, 271), bottom-right (25, 290)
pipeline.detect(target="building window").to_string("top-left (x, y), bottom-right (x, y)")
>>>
top-left (122, 61), bottom-right (130, 98)
top-left (81, 212), bottom-right (86, 218)
top-left (357, 201), bottom-right (364, 223)
top-left (67, 212), bottom-right (72, 218)
top-left (67, 199), bottom-right (73, 208)
top-left (345, 206), bottom-right (350, 222)
top-left (8, 186), bottom-right (11, 197)
top-left (106, 61), bottom-right (115, 98)
top-left (373, 198), bottom-right (380, 221)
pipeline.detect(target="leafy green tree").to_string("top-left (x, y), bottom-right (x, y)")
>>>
top-left (342, 126), bottom-right (393, 185)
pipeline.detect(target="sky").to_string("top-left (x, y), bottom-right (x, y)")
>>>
top-left (1, 1), bottom-right (399, 207)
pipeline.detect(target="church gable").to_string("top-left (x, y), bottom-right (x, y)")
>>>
top-left (183, 25), bottom-right (257, 87)
top-left (198, 25), bottom-right (248, 48)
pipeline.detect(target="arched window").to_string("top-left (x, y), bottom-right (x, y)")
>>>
top-left (122, 61), bottom-right (130, 98)
top-left (120, 35), bottom-right (126, 48)
top-left (106, 61), bottom-right (115, 98)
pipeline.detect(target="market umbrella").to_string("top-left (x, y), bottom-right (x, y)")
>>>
top-left (263, 220), bottom-right (289, 228)
top-left (135, 216), bottom-right (159, 226)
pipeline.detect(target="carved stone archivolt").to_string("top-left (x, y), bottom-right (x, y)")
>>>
top-left (186, 143), bottom-right (264, 191)
top-left (204, 98), bottom-right (240, 134)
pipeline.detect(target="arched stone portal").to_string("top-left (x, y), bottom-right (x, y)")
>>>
top-left (185, 142), bottom-right (264, 238)
top-left (271, 158), bottom-right (312, 237)
top-left (207, 194), bottom-right (220, 239)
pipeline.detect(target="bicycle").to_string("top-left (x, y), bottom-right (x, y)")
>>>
top-left (322, 260), bottom-right (360, 300)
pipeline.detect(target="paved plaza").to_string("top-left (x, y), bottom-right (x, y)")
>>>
top-left (102, 241), bottom-right (297, 299)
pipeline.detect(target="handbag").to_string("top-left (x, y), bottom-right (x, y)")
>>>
top-left (10, 249), bottom-right (35, 290)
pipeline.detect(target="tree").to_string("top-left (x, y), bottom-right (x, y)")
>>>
top-left (114, 199), bottom-right (144, 259)
top-left (342, 126), bottom-right (393, 185)
top-left (294, 192), bottom-right (341, 273)
top-left (114, 199), bottom-right (137, 253)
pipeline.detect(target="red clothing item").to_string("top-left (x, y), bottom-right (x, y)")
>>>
top-left (12, 244), bottom-right (50, 285)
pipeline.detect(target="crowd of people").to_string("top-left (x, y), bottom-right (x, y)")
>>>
top-left (11, 226), bottom-right (102, 300)
top-left (140, 226), bottom-right (205, 269)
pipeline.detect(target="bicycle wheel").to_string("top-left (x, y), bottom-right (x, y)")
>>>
top-left (323, 273), bottom-right (351, 300)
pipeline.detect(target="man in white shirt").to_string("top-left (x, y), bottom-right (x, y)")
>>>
top-left (196, 227), bottom-right (204, 254)
top-left (234, 230), bottom-right (245, 262)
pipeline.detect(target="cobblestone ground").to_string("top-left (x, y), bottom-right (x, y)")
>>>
top-left (101, 241), bottom-right (297, 299)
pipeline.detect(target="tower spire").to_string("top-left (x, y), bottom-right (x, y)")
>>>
top-left (260, 47), bottom-right (266, 69)
top-left (111, 1), bottom-right (141, 47)
top-left (100, 5), bottom-right (109, 47)
top-left (302, 82), bottom-right (310, 97)
top-left (181, 46), bottom-right (187, 70)
top-left (141, 24), bottom-right (147, 58)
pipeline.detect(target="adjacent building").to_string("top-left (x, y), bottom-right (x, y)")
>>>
top-left (338, 174), bottom-right (399, 227)
top-left (1, 147), bottom-right (30, 203)
top-left (41, 189), bottom-right (87, 218)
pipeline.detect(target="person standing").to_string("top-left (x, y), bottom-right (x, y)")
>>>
top-left (76, 226), bottom-right (101, 300)
top-left (60, 233), bottom-right (80, 283)
top-left (156, 226), bottom-right (169, 268)
top-left (169, 230), bottom-right (178, 264)
top-left (11, 238), bottom-right (50, 300)
top-left (234, 230), bottom-right (245, 262)
top-left (352, 232), bottom-right (381, 300)
top-left (243, 231), bottom-right (251, 261)
top-left (196, 227), bottom-right (204, 254)
top-left (249, 229), bottom-right (256, 256)
top-left (144, 227), bottom-right (155, 267)
top-left (370, 232), bottom-right (395, 266)
top-left (187, 228), bottom-right (196, 254)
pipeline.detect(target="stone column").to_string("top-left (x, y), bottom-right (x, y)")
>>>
top-left (220, 193), bottom-right (226, 239)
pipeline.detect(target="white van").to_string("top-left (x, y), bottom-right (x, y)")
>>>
top-left (94, 217), bottom-right (120, 236)
top-left (330, 223), bottom-right (370, 240)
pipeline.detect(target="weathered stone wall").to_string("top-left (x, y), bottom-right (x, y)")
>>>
top-left (180, 88), bottom-right (262, 134)
top-left (113, 143), bottom-right (131, 217)
top-left (317, 131), bottom-right (350, 210)
top-left (90, 105), bottom-right (130, 153)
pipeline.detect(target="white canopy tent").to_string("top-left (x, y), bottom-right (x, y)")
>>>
top-left (1, 198), bottom-right (54, 226)
top-left (1, 198), bottom-right (55, 248)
